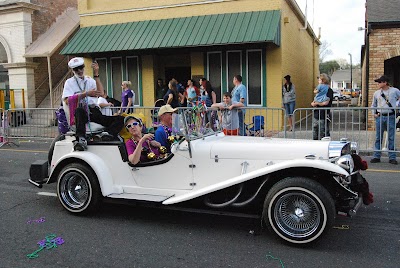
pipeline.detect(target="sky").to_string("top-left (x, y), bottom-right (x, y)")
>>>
top-left (295, 0), bottom-right (365, 64)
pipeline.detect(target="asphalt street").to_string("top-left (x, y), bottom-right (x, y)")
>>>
top-left (0, 140), bottom-right (399, 268)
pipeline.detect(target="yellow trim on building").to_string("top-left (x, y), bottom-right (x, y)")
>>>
top-left (141, 55), bottom-right (155, 106)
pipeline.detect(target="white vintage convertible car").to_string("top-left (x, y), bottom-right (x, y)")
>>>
top-left (29, 111), bottom-right (371, 244)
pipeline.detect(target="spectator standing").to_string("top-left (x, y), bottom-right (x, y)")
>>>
top-left (155, 78), bottom-right (167, 100)
top-left (186, 79), bottom-right (199, 107)
top-left (199, 78), bottom-right (207, 96)
top-left (212, 92), bottom-right (243, 135)
top-left (62, 57), bottom-right (124, 150)
top-left (396, 99), bottom-right (400, 132)
top-left (164, 80), bottom-right (183, 108)
top-left (282, 75), bottom-right (296, 131)
top-left (370, 75), bottom-right (400, 165)
top-left (310, 73), bottom-right (333, 140)
top-left (201, 80), bottom-right (217, 128)
top-left (231, 75), bottom-right (247, 136)
top-left (118, 81), bottom-right (134, 114)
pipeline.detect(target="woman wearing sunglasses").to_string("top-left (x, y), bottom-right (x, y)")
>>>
top-left (124, 115), bottom-right (161, 165)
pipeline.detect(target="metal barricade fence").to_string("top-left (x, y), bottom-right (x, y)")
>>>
top-left (3, 105), bottom-right (399, 156)
top-left (6, 108), bottom-right (58, 140)
top-left (290, 107), bottom-right (400, 154)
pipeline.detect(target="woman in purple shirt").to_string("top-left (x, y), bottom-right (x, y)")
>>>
top-left (118, 81), bottom-right (134, 114)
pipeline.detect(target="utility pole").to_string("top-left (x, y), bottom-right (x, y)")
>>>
top-left (348, 53), bottom-right (353, 96)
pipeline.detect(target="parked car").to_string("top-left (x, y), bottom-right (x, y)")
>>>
top-left (29, 110), bottom-right (372, 245)
top-left (333, 90), bottom-right (344, 101)
top-left (352, 88), bottom-right (361, 98)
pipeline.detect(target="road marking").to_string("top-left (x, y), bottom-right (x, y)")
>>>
top-left (0, 148), bottom-right (47, 153)
top-left (367, 169), bottom-right (400, 173)
top-left (37, 192), bottom-right (57, 197)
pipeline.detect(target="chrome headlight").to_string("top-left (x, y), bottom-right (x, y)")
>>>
top-left (350, 142), bottom-right (359, 155)
top-left (336, 155), bottom-right (354, 173)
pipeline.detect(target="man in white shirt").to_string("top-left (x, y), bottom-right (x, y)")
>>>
top-left (62, 57), bottom-right (124, 150)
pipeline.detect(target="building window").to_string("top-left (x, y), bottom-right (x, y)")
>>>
top-left (95, 58), bottom-right (108, 94)
top-left (247, 50), bottom-right (262, 106)
top-left (226, 51), bottom-right (242, 93)
top-left (337, 82), bottom-right (343, 88)
top-left (207, 52), bottom-right (222, 102)
top-left (126, 56), bottom-right (140, 105)
top-left (111, 57), bottom-right (123, 101)
top-left (345, 82), bottom-right (351, 89)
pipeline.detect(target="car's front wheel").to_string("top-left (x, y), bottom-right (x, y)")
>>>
top-left (263, 177), bottom-right (335, 244)
top-left (57, 163), bottom-right (101, 214)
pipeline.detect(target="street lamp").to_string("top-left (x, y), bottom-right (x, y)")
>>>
top-left (348, 53), bottom-right (353, 96)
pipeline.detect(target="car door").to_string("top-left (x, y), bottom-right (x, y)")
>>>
top-left (129, 141), bottom-right (194, 190)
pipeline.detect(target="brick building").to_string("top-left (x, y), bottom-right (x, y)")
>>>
top-left (61, 0), bottom-right (321, 112)
top-left (361, 0), bottom-right (400, 110)
top-left (0, 0), bottom-right (77, 108)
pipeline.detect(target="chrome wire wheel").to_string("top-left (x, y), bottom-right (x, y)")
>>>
top-left (263, 177), bottom-right (335, 244)
top-left (273, 192), bottom-right (321, 239)
top-left (59, 170), bottom-right (90, 210)
top-left (57, 163), bottom-right (101, 214)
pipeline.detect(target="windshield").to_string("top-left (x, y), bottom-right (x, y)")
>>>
top-left (173, 106), bottom-right (219, 141)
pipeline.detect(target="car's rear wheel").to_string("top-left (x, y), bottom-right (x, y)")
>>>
top-left (57, 163), bottom-right (101, 214)
top-left (263, 177), bottom-right (335, 244)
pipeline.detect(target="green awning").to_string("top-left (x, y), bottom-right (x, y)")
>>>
top-left (61, 10), bottom-right (280, 54)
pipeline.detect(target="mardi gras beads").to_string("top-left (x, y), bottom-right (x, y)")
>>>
top-left (27, 234), bottom-right (65, 259)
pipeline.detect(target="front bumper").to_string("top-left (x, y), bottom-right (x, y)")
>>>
top-left (29, 160), bottom-right (49, 188)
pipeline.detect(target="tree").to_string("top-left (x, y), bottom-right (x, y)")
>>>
top-left (336, 58), bottom-right (349, 69)
top-left (319, 40), bottom-right (332, 63)
top-left (319, 60), bottom-right (340, 76)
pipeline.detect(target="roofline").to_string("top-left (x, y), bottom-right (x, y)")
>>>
top-left (285, 0), bottom-right (321, 45)
top-left (369, 21), bottom-right (400, 28)
top-left (79, 0), bottom-right (235, 17)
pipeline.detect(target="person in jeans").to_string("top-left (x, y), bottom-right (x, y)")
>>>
top-left (282, 75), bottom-right (296, 131)
top-left (311, 74), bottom-right (333, 140)
top-left (370, 75), bottom-right (400, 165)
top-left (231, 75), bottom-right (247, 136)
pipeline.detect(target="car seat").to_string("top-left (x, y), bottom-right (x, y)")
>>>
top-left (62, 101), bottom-right (105, 135)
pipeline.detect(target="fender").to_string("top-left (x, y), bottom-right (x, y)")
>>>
top-left (48, 151), bottom-right (118, 197)
top-left (163, 159), bottom-right (348, 205)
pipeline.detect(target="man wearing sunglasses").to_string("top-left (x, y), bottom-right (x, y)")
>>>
top-left (62, 57), bottom-right (124, 150)
top-left (371, 75), bottom-right (400, 165)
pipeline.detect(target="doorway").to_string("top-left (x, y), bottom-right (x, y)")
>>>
top-left (164, 67), bottom-right (191, 86)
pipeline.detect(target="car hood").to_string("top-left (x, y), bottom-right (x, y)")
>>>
top-left (209, 136), bottom-right (330, 160)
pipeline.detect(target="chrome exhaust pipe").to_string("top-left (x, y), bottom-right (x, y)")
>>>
top-left (348, 196), bottom-right (363, 217)
top-left (28, 178), bottom-right (43, 188)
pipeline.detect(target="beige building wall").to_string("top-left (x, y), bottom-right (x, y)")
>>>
top-left (366, 27), bottom-right (400, 127)
top-left (78, 0), bottom-right (281, 27)
top-left (74, 0), bottom-right (319, 111)
top-left (142, 55), bottom-right (156, 107)
top-left (280, 0), bottom-right (319, 111)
